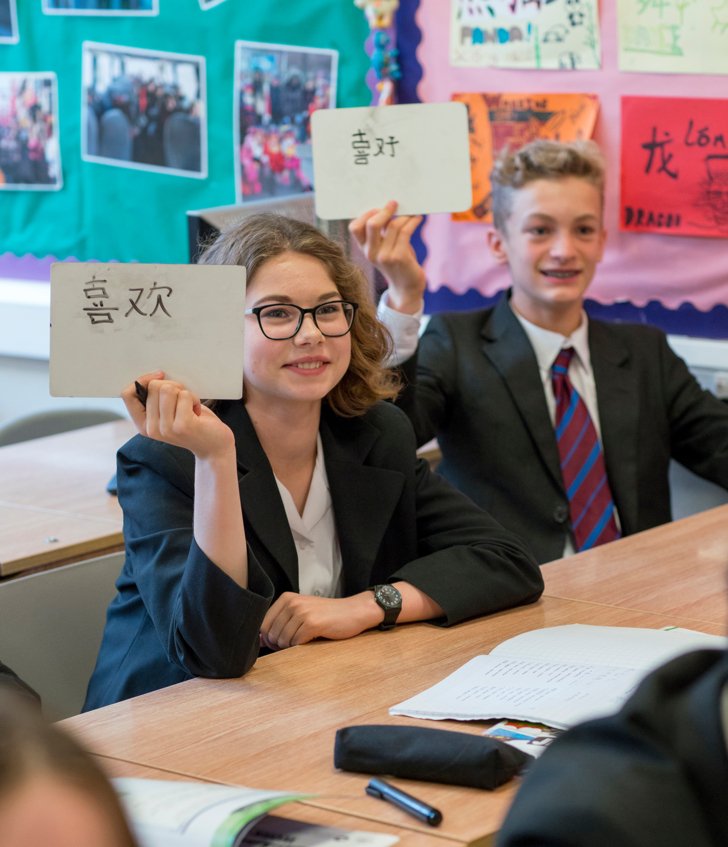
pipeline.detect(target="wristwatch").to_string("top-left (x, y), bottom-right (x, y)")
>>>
top-left (369, 584), bottom-right (402, 630)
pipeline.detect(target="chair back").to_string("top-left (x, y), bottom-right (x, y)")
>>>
top-left (669, 461), bottom-right (728, 520)
top-left (0, 407), bottom-right (124, 447)
top-left (0, 553), bottom-right (123, 720)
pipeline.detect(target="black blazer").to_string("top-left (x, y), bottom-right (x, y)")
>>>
top-left (84, 400), bottom-right (542, 710)
top-left (398, 293), bottom-right (728, 563)
top-left (497, 649), bottom-right (728, 847)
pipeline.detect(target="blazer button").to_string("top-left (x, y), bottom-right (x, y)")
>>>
top-left (553, 505), bottom-right (569, 524)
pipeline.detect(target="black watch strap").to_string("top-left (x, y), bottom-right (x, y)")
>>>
top-left (370, 584), bottom-right (402, 630)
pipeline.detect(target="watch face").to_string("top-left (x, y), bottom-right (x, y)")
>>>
top-left (376, 585), bottom-right (401, 609)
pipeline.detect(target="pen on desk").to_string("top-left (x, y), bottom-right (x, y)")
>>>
top-left (134, 381), bottom-right (148, 409)
top-left (365, 777), bottom-right (443, 827)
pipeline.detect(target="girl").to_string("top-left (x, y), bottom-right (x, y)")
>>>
top-left (84, 214), bottom-right (541, 709)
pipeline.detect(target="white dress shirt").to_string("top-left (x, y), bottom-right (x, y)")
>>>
top-left (274, 434), bottom-right (343, 597)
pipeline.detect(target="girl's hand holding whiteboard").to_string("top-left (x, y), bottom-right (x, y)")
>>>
top-left (122, 372), bottom-right (235, 461)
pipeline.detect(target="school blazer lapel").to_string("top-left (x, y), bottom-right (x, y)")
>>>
top-left (320, 409), bottom-right (405, 595)
top-left (223, 402), bottom-right (300, 590)
top-left (481, 297), bottom-right (564, 493)
top-left (588, 321), bottom-right (640, 534)
top-left (220, 401), bottom-right (405, 595)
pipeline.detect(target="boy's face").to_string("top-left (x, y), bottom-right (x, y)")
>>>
top-left (488, 177), bottom-right (606, 328)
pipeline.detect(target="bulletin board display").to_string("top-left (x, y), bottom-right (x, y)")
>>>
top-left (0, 1), bottom-right (370, 267)
top-left (408, 0), bottom-right (728, 330)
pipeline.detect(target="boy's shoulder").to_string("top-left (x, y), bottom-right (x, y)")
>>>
top-left (588, 315), bottom-right (670, 349)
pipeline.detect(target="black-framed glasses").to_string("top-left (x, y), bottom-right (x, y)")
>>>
top-left (245, 300), bottom-right (358, 340)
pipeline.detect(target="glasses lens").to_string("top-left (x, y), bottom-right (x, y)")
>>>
top-left (314, 301), bottom-right (355, 336)
top-left (258, 304), bottom-right (301, 340)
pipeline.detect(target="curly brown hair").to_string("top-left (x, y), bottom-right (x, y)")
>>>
top-left (491, 139), bottom-right (606, 233)
top-left (198, 213), bottom-right (399, 417)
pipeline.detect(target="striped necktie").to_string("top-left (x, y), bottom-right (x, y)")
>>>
top-left (551, 348), bottom-right (620, 551)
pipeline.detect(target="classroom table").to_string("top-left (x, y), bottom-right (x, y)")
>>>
top-left (0, 420), bottom-right (135, 577)
top-left (542, 503), bottom-right (728, 628)
top-left (63, 584), bottom-right (726, 847)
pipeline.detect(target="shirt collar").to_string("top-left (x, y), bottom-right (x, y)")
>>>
top-left (510, 303), bottom-right (592, 374)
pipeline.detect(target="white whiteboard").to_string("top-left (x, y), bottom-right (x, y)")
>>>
top-left (311, 101), bottom-right (472, 220)
top-left (50, 262), bottom-right (245, 399)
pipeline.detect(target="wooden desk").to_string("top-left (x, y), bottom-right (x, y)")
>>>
top-left (63, 595), bottom-right (725, 847)
top-left (0, 420), bottom-right (135, 577)
top-left (543, 504), bottom-right (728, 628)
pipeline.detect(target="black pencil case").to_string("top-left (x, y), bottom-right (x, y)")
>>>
top-left (333, 724), bottom-right (531, 790)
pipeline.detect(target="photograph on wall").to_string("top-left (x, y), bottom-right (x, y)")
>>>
top-left (0, 72), bottom-right (63, 190)
top-left (618, 0), bottom-right (728, 75)
top-left (43, 0), bottom-right (158, 16)
top-left (621, 96), bottom-right (728, 239)
top-left (452, 91), bottom-right (599, 222)
top-left (82, 41), bottom-right (207, 178)
top-left (450, 0), bottom-right (601, 70)
top-left (0, 0), bottom-right (18, 44)
top-left (235, 40), bottom-right (337, 204)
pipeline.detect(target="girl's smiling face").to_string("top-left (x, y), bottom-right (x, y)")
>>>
top-left (243, 251), bottom-right (352, 415)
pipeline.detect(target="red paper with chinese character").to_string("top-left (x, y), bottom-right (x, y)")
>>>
top-left (621, 96), bottom-right (728, 239)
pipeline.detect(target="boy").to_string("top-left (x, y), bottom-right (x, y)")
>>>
top-left (350, 139), bottom-right (728, 564)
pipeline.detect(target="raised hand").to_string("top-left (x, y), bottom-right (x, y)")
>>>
top-left (349, 201), bottom-right (426, 314)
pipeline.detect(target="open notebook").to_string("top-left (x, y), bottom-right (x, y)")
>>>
top-left (390, 624), bottom-right (727, 730)
top-left (114, 779), bottom-right (398, 847)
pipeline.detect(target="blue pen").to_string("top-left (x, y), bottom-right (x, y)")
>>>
top-left (365, 777), bottom-right (443, 827)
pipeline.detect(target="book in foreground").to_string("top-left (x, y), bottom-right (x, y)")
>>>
top-left (114, 779), bottom-right (398, 847)
top-left (390, 624), bottom-right (726, 730)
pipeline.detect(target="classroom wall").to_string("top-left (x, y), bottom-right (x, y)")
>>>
top-left (398, 0), bottom-right (728, 339)
top-left (0, 1), bottom-right (370, 265)
top-left (0, 1), bottom-right (371, 426)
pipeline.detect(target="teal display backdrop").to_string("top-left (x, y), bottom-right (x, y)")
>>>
top-left (0, 1), bottom-right (370, 264)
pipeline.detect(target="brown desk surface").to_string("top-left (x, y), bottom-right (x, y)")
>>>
top-left (101, 759), bottom-right (465, 847)
top-left (0, 420), bottom-right (135, 577)
top-left (543, 504), bottom-right (728, 628)
top-left (63, 592), bottom-right (725, 847)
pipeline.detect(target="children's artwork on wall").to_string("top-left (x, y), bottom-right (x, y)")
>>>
top-left (0, 0), bottom-right (18, 44)
top-left (450, 0), bottom-right (601, 70)
top-left (0, 72), bottom-right (62, 190)
top-left (617, 0), bottom-right (728, 75)
top-left (407, 0), bottom-right (728, 326)
top-left (198, 0), bottom-right (227, 8)
top-left (43, 0), bottom-right (158, 15)
top-left (452, 91), bottom-right (599, 223)
top-left (82, 41), bottom-right (207, 178)
top-left (234, 40), bottom-right (337, 204)
top-left (621, 96), bottom-right (728, 239)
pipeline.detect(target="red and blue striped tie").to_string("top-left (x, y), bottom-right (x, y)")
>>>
top-left (551, 348), bottom-right (620, 551)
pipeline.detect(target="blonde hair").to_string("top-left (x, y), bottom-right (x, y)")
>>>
top-left (0, 690), bottom-right (137, 846)
top-left (198, 213), bottom-right (399, 417)
top-left (490, 139), bottom-right (606, 232)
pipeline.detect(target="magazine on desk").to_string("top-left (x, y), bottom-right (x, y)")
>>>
top-left (390, 624), bottom-right (727, 730)
top-left (114, 779), bottom-right (398, 847)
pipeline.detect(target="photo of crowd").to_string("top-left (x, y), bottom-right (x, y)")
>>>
top-left (0, 0), bottom-right (18, 44)
top-left (0, 73), bottom-right (62, 190)
top-left (235, 41), bottom-right (337, 204)
top-left (82, 42), bottom-right (207, 177)
top-left (43, 0), bottom-right (158, 15)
